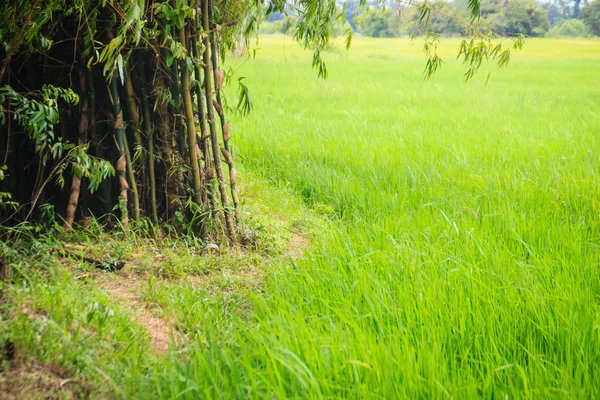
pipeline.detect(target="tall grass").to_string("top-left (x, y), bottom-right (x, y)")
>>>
top-left (6, 36), bottom-right (599, 398)
top-left (206, 36), bottom-right (600, 398)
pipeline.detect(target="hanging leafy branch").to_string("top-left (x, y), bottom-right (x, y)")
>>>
top-left (0, 84), bottom-right (113, 204)
top-left (0, 85), bottom-right (79, 166)
top-left (384, 0), bottom-right (526, 79)
top-left (0, 166), bottom-right (17, 210)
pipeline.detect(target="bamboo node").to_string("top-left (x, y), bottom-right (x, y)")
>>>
top-left (215, 69), bottom-right (224, 90)
top-left (221, 147), bottom-right (233, 164)
top-left (116, 155), bottom-right (127, 172)
top-left (223, 122), bottom-right (230, 141)
top-left (212, 99), bottom-right (223, 117)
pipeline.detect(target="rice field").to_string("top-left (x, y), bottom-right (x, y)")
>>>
top-left (5, 36), bottom-right (600, 398)
top-left (224, 36), bottom-right (600, 398)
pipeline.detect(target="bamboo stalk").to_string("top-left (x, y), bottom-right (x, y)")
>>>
top-left (123, 137), bottom-right (140, 221)
top-left (208, 0), bottom-right (240, 221)
top-left (138, 63), bottom-right (158, 226)
top-left (191, 19), bottom-right (218, 219)
top-left (171, 61), bottom-right (188, 161)
top-left (64, 68), bottom-right (89, 231)
top-left (169, 0), bottom-right (188, 161)
top-left (144, 101), bottom-right (158, 225)
top-left (109, 71), bottom-right (129, 228)
top-left (189, 30), bottom-right (211, 238)
top-left (179, 26), bottom-right (204, 210)
top-left (122, 68), bottom-right (142, 222)
top-left (201, 0), bottom-right (237, 243)
top-left (154, 55), bottom-right (179, 222)
top-left (124, 68), bottom-right (143, 151)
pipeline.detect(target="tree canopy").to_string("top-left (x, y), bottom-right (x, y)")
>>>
top-left (582, 0), bottom-right (600, 36)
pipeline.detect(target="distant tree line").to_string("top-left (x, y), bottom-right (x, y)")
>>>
top-left (342, 0), bottom-right (600, 38)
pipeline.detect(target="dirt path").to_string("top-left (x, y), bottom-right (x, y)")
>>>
top-left (94, 232), bottom-right (309, 352)
top-left (96, 274), bottom-right (174, 353)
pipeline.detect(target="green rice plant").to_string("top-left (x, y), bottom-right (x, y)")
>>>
top-left (217, 36), bottom-right (600, 398)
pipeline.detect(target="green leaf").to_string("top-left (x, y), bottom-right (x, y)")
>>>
top-left (344, 28), bottom-right (353, 50)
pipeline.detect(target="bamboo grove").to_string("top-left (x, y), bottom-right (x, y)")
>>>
top-left (0, 0), bottom-right (267, 243)
top-left (0, 0), bottom-right (521, 243)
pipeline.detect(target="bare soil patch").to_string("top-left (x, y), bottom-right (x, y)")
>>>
top-left (287, 234), bottom-right (310, 260)
top-left (95, 273), bottom-right (175, 353)
top-left (0, 359), bottom-right (87, 400)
